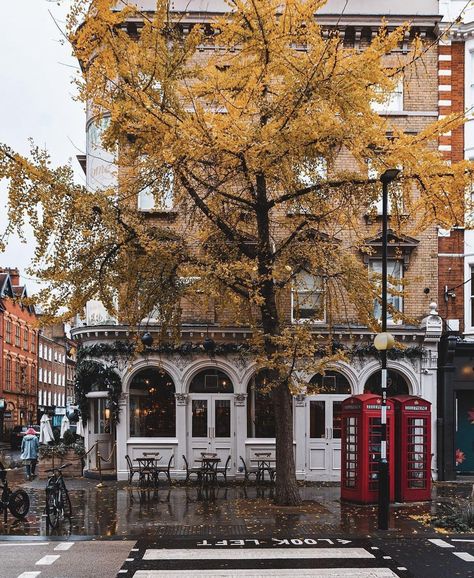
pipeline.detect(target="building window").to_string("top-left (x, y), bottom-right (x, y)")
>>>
top-left (31, 365), bottom-right (36, 388)
top-left (23, 328), bottom-right (28, 350)
top-left (5, 321), bottom-right (11, 344)
top-left (15, 325), bottom-right (21, 347)
top-left (129, 368), bottom-right (176, 437)
top-left (15, 360), bottom-right (20, 389)
top-left (31, 332), bottom-right (36, 353)
top-left (291, 269), bottom-right (326, 322)
top-left (5, 358), bottom-right (12, 389)
top-left (138, 167), bottom-right (174, 211)
top-left (371, 76), bottom-right (404, 113)
top-left (369, 259), bottom-right (403, 322)
top-left (247, 372), bottom-right (276, 438)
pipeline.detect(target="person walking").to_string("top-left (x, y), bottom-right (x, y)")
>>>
top-left (21, 427), bottom-right (39, 481)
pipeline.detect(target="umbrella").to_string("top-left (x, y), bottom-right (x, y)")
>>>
top-left (39, 414), bottom-right (54, 444)
top-left (60, 414), bottom-right (70, 439)
top-left (76, 416), bottom-right (85, 437)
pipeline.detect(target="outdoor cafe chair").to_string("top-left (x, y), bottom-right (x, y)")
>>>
top-left (125, 454), bottom-right (141, 485)
top-left (215, 455), bottom-right (231, 484)
top-left (182, 455), bottom-right (202, 484)
top-left (153, 454), bottom-right (174, 485)
top-left (239, 456), bottom-right (259, 484)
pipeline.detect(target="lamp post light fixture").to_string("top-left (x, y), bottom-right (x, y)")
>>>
top-left (375, 167), bottom-right (400, 531)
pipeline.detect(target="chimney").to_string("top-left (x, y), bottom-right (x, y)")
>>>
top-left (0, 268), bottom-right (20, 286)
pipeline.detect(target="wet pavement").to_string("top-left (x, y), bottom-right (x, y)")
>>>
top-left (1, 441), bottom-right (473, 540)
top-left (1, 461), bottom-right (468, 539)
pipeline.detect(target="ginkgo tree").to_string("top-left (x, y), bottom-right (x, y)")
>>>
top-left (1, 0), bottom-right (473, 505)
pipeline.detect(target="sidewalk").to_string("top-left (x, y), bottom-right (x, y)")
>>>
top-left (1, 465), bottom-right (470, 540)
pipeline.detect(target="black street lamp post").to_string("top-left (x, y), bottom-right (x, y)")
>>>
top-left (375, 168), bottom-right (400, 530)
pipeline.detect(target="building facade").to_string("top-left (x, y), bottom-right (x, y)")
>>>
top-left (72, 0), bottom-right (444, 481)
top-left (437, 1), bottom-right (474, 479)
top-left (37, 333), bottom-right (67, 428)
top-left (0, 269), bottom-right (38, 438)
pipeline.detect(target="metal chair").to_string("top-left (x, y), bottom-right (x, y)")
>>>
top-left (125, 454), bottom-right (141, 485)
top-left (216, 455), bottom-right (231, 484)
top-left (239, 456), bottom-right (259, 484)
top-left (154, 454), bottom-right (174, 485)
top-left (182, 455), bottom-right (202, 483)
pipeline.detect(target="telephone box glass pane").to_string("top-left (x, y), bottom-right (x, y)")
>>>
top-left (408, 417), bottom-right (427, 488)
top-left (310, 401), bottom-right (326, 438)
top-left (192, 400), bottom-right (208, 437)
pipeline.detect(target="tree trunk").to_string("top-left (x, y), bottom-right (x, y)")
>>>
top-left (273, 379), bottom-right (302, 505)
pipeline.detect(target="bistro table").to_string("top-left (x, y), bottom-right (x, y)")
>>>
top-left (135, 453), bottom-right (161, 486)
top-left (196, 454), bottom-right (221, 487)
top-left (251, 453), bottom-right (276, 484)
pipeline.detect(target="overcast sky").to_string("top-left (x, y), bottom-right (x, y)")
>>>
top-left (0, 0), bottom-right (84, 292)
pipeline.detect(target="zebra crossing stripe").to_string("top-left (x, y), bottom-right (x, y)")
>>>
top-left (142, 547), bottom-right (375, 561)
top-left (132, 569), bottom-right (401, 577)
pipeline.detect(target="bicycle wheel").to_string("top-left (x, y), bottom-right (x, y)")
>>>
top-left (59, 483), bottom-right (72, 519)
top-left (46, 488), bottom-right (60, 528)
top-left (9, 490), bottom-right (30, 519)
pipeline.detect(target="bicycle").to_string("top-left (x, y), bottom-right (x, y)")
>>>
top-left (0, 461), bottom-right (30, 523)
top-left (45, 463), bottom-right (72, 529)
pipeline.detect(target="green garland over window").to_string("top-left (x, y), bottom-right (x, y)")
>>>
top-left (75, 359), bottom-right (122, 424)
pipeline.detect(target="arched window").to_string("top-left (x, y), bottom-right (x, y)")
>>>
top-left (247, 373), bottom-right (276, 438)
top-left (189, 369), bottom-right (234, 393)
top-left (364, 370), bottom-right (409, 397)
top-left (309, 370), bottom-right (352, 394)
top-left (129, 368), bottom-right (175, 437)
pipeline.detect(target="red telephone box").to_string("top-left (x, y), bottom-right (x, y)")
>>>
top-left (341, 393), bottom-right (395, 504)
top-left (391, 395), bottom-right (431, 502)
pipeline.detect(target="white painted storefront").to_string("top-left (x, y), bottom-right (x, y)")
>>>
top-left (78, 308), bottom-right (442, 483)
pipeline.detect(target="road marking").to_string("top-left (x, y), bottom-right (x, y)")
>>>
top-left (126, 558), bottom-right (134, 561)
top-left (397, 568), bottom-right (408, 571)
top-left (454, 552), bottom-right (474, 562)
top-left (133, 570), bottom-right (400, 577)
top-left (35, 555), bottom-right (60, 565)
top-left (452, 539), bottom-right (474, 543)
top-left (0, 543), bottom-right (49, 547)
top-left (143, 548), bottom-right (375, 561)
top-left (54, 542), bottom-right (74, 551)
top-left (428, 538), bottom-right (454, 548)
top-left (17, 573), bottom-right (41, 578)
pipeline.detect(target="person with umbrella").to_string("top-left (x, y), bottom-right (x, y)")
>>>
top-left (21, 427), bottom-right (39, 480)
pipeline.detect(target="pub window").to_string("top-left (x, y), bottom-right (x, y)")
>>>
top-left (247, 372), bottom-right (276, 438)
top-left (129, 368), bottom-right (176, 437)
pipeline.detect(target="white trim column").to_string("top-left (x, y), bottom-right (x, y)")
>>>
top-left (294, 394), bottom-right (306, 480)
top-left (175, 393), bottom-right (188, 478)
top-left (234, 393), bottom-right (247, 477)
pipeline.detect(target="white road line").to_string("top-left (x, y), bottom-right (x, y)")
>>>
top-left (452, 539), bottom-right (474, 543)
top-left (35, 555), bottom-right (60, 565)
top-left (0, 543), bottom-right (49, 547)
top-left (54, 542), bottom-right (74, 551)
top-left (454, 552), bottom-right (474, 562)
top-left (133, 570), bottom-right (400, 577)
top-left (428, 539), bottom-right (454, 548)
top-left (143, 548), bottom-right (375, 561)
top-left (126, 558), bottom-right (134, 561)
top-left (17, 573), bottom-right (41, 578)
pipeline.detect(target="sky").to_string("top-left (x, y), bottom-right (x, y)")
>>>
top-left (0, 0), bottom-right (84, 293)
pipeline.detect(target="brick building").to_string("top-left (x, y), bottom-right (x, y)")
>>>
top-left (37, 332), bottom-right (67, 428)
top-left (437, 1), bottom-right (474, 479)
top-left (72, 0), bottom-right (444, 481)
top-left (0, 268), bottom-right (38, 439)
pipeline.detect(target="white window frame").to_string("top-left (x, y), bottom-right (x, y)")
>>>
top-left (371, 76), bottom-right (404, 114)
top-left (137, 165), bottom-right (174, 212)
top-left (290, 157), bottom-right (328, 215)
top-left (291, 269), bottom-right (326, 323)
top-left (369, 259), bottom-right (403, 324)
